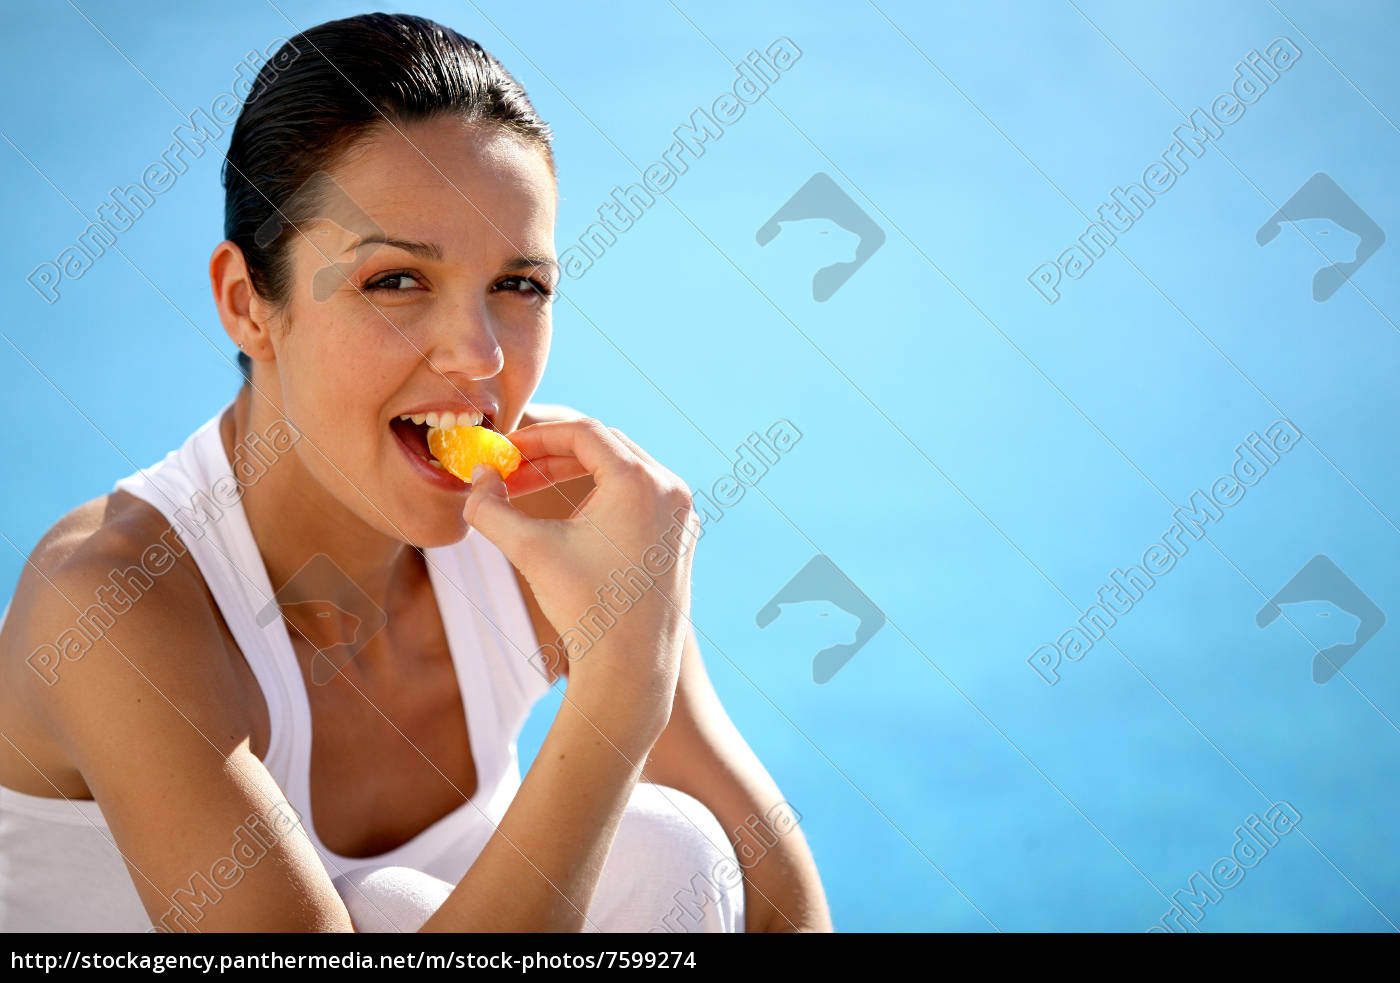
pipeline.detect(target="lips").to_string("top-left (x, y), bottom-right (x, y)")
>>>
top-left (388, 403), bottom-right (501, 486)
top-left (390, 416), bottom-right (437, 468)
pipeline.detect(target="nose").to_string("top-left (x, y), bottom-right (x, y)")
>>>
top-left (421, 294), bottom-right (504, 380)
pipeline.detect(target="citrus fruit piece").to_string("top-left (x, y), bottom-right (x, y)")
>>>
top-left (427, 425), bottom-right (522, 483)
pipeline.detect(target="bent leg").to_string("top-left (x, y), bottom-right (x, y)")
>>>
top-left (584, 781), bottom-right (745, 934)
top-left (331, 865), bottom-right (454, 933)
top-left (330, 783), bottom-right (744, 934)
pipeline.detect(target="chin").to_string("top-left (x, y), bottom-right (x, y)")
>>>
top-left (399, 511), bottom-right (471, 550)
top-left (414, 525), bottom-right (471, 550)
top-left (354, 497), bottom-right (470, 549)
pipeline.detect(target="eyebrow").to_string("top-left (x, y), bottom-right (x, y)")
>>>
top-left (345, 235), bottom-right (443, 261)
top-left (502, 255), bottom-right (560, 275)
top-left (345, 236), bottom-right (558, 275)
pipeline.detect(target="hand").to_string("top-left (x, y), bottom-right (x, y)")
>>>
top-left (462, 419), bottom-right (698, 735)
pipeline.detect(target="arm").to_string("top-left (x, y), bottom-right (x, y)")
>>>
top-left (432, 415), bottom-right (698, 930)
top-left (7, 504), bottom-right (671, 934)
top-left (420, 686), bottom-right (662, 931)
top-left (507, 404), bottom-right (832, 932)
top-left (5, 523), bottom-right (353, 932)
top-left (641, 629), bottom-right (833, 933)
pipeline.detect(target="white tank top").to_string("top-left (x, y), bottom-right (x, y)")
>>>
top-left (0, 403), bottom-right (552, 932)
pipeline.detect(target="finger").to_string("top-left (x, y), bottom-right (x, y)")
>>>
top-left (505, 419), bottom-right (645, 482)
top-left (569, 482), bottom-right (601, 516)
top-left (462, 464), bottom-right (542, 558)
top-left (606, 427), bottom-right (661, 470)
top-left (503, 455), bottom-right (590, 497)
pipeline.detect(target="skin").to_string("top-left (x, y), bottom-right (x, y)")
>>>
top-left (0, 116), bottom-right (831, 933)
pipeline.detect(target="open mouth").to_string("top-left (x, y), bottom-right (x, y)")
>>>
top-left (389, 409), bottom-right (496, 472)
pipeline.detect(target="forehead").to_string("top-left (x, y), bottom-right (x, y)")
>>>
top-left (312, 116), bottom-right (557, 257)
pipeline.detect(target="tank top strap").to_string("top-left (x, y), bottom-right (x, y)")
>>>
top-left (112, 402), bottom-right (300, 787)
top-left (111, 402), bottom-right (553, 876)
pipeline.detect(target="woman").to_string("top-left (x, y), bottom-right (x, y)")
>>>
top-left (0, 12), bottom-right (831, 933)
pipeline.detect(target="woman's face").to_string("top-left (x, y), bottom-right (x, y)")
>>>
top-left (263, 116), bottom-right (557, 547)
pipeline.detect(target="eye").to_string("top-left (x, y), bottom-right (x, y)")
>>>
top-left (365, 271), bottom-right (424, 292)
top-left (495, 275), bottom-right (555, 302)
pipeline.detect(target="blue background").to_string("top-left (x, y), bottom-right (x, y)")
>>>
top-left (3, 0), bottom-right (1397, 932)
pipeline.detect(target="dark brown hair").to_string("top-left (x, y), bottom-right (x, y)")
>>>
top-left (222, 12), bottom-right (554, 378)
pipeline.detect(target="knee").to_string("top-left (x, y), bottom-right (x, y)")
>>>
top-left (587, 782), bottom-right (745, 934)
top-left (331, 865), bottom-right (454, 933)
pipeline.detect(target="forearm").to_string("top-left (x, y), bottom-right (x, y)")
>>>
top-left (735, 802), bottom-right (833, 933)
top-left (640, 629), bottom-right (834, 932)
top-left (642, 731), bottom-right (832, 932)
top-left (421, 688), bottom-right (662, 932)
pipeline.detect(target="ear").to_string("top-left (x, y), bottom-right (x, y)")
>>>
top-left (210, 240), bottom-right (277, 364)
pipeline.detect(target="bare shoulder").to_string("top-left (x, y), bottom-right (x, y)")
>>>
top-left (0, 491), bottom-right (258, 794)
top-left (0, 497), bottom-right (343, 930)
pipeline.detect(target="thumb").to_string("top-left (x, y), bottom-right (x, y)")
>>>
top-left (462, 464), bottom-right (536, 556)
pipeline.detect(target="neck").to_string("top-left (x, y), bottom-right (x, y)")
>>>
top-left (221, 383), bottom-right (421, 612)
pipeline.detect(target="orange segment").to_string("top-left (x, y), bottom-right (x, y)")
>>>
top-left (427, 425), bottom-right (522, 483)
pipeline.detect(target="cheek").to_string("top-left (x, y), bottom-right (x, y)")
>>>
top-left (276, 309), bottom-right (397, 443)
top-left (503, 321), bottom-right (551, 400)
top-left (280, 322), bottom-right (358, 404)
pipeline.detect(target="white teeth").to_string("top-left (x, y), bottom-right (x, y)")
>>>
top-left (429, 459), bottom-right (444, 470)
top-left (408, 409), bottom-right (487, 431)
